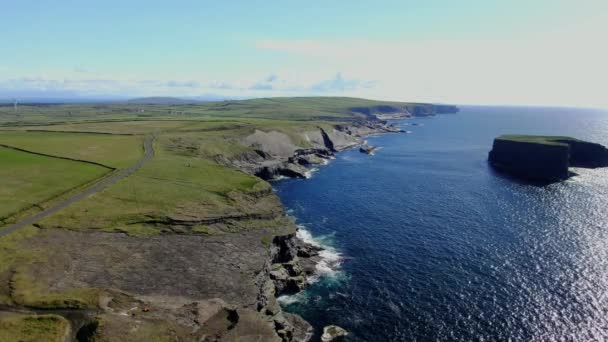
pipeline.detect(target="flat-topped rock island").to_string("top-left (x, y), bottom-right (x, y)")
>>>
top-left (488, 135), bottom-right (608, 183)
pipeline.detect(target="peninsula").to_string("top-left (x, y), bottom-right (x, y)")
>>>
top-left (0, 97), bottom-right (457, 341)
top-left (488, 134), bottom-right (608, 182)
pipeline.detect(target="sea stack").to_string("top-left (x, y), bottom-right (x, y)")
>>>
top-left (488, 135), bottom-right (608, 182)
top-left (359, 145), bottom-right (378, 155)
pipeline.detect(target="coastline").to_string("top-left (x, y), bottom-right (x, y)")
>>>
top-left (0, 100), bottom-right (457, 341)
top-left (258, 109), bottom-right (454, 339)
top-left (254, 120), bottom-right (408, 340)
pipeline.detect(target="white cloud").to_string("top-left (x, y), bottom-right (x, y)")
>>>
top-left (255, 16), bottom-right (608, 108)
top-left (0, 72), bottom-right (377, 99)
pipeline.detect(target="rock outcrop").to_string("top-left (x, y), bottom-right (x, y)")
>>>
top-left (257, 232), bottom-right (320, 341)
top-left (488, 135), bottom-right (608, 182)
top-left (227, 121), bottom-right (404, 180)
top-left (321, 325), bottom-right (348, 341)
top-left (350, 103), bottom-right (459, 120)
top-left (359, 145), bottom-right (378, 155)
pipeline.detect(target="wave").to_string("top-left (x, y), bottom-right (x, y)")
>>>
top-left (278, 291), bottom-right (308, 305)
top-left (296, 225), bottom-right (344, 284)
top-left (304, 168), bottom-right (320, 179)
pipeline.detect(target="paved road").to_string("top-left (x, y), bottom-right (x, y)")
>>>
top-left (0, 135), bottom-right (155, 237)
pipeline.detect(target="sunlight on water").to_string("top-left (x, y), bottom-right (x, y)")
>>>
top-left (274, 107), bottom-right (608, 341)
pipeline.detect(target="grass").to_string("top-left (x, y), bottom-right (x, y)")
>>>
top-left (37, 138), bottom-right (274, 234)
top-left (0, 225), bottom-right (101, 309)
top-left (0, 98), bottom-right (373, 235)
top-left (0, 146), bottom-right (110, 222)
top-left (496, 134), bottom-right (579, 146)
top-left (0, 314), bottom-right (69, 342)
top-left (0, 131), bottom-right (143, 168)
top-left (10, 270), bottom-right (100, 309)
top-left (0, 225), bottom-right (42, 305)
top-left (0, 96), bottom-right (416, 126)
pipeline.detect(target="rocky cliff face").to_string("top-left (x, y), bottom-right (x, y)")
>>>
top-left (220, 121), bottom-right (404, 180)
top-left (488, 135), bottom-right (608, 182)
top-left (560, 139), bottom-right (608, 168)
top-left (489, 139), bottom-right (570, 181)
top-left (350, 103), bottom-right (459, 120)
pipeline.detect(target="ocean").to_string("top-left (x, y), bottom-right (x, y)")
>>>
top-left (273, 106), bottom-right (608, 341)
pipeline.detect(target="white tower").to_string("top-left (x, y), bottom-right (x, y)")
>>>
top-left (13, 99), bottom-right (18, 113)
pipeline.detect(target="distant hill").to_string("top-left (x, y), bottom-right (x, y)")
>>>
top-left (126, 97), bottom-right (201, 105)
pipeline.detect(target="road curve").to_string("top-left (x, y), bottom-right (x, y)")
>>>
top-left (0, 135), bottom-right (155, 237)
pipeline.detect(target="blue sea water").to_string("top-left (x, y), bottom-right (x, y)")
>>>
top-left (273, 106), bottom-right (608, 341)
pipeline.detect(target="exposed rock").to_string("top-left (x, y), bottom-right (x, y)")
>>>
top-left (196, 298), bottom-right (231, 325)
top-left (228, 121), bottom-right (408, 181)
top-left (291, 154), bottom-right (328, 165)
top-left (243, 130), bottom-right (299, 158)
top-left (199, 306), bottom-right (282, 342)
top-left (489, 135), bottom-right (608, 183)
top-left (321, 325), bottom-right (348, 341)
top-left (359, 145), bottom-right (378, 155)
top-left (284, 313), bottom-right (314, 342)
top-left (280, 163), bottom-right (310, 178)
top-left (348, 103), bottom-right (458, 120)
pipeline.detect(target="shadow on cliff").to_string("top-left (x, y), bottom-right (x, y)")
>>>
top-left (488, 165), bottom-right (578, 187)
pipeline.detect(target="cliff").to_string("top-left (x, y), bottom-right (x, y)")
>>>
top-left (488, 135), bottom-right (608, 182)
top-left (219, 121), bottom-right (404, 180)
top-left (350, 103), bottom-right (459, 120)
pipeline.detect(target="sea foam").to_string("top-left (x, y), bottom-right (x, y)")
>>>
top-left (296, 225), bottom-right (344, 284)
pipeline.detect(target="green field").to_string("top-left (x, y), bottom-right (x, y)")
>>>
top-left (0, 314), bottom-right (69, 342)
top-left (0, 131), bottom-right (143, 168)
top-left (0, 146), bottom-right (110, 221)
top-left (37, 140), bottom-right (273, 235)
top-left (0, 97), bottom-right (427, 229)
top-left (496, 134), bottom-right (580, 146)
top-left (0, 96), bottom-right (416, 126)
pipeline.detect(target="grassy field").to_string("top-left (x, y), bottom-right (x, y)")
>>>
top-left (496, 134), bottom-right (579, 146)
top-left (0, 97), bottom-right (421, 231)
top-left (0, 147), bottom-right (110, 222)
top-left (0, 314), bottom-right (69, 342)
top-left (0, 131), bottom-right (143, 168)
top-left (0, 96), bottom-right (414, 126)
top-left (37, 138), bottom-right (275, 235)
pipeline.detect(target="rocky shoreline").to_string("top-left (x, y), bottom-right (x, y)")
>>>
top-left (0, 100), bottom-right (459, 341)
top-left (219, 120), bottom-right (405, 181)
top-left (225, 120), bottom-right (409, 341)
top-left (257, 232), bottom-right (325, 341)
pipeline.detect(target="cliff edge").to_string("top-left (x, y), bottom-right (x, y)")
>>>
top-left (488, 135), bottom-right (608, 182)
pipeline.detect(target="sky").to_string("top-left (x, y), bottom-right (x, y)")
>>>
top-left (1, 0), bottom-right (607, 107)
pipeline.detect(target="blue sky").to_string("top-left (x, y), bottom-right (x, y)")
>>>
top-left (1, 0), bottom-right (607, 107)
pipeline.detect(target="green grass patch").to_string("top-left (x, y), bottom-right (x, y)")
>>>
top-left (11, 270), bottom-right (100, 309)
top-left (496, 134), bottom-right (580, 146)
top-left (0, 225), bottom-right (43, 305)
top-left (0, 131), bottom-right (143, 168)
top-left (0, 96), bottom-right (415, 127)
top-left (0, 314), bottom-right (69, 342)
top-left (0, 147), bottom-right (110, 222)
top-left (38, 140), bottom-right (273, 234)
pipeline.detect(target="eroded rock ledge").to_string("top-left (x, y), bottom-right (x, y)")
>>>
top-left (219, 121), bottom-right (405, 180)
top-left (1, 225), bottom-right (321, 341)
